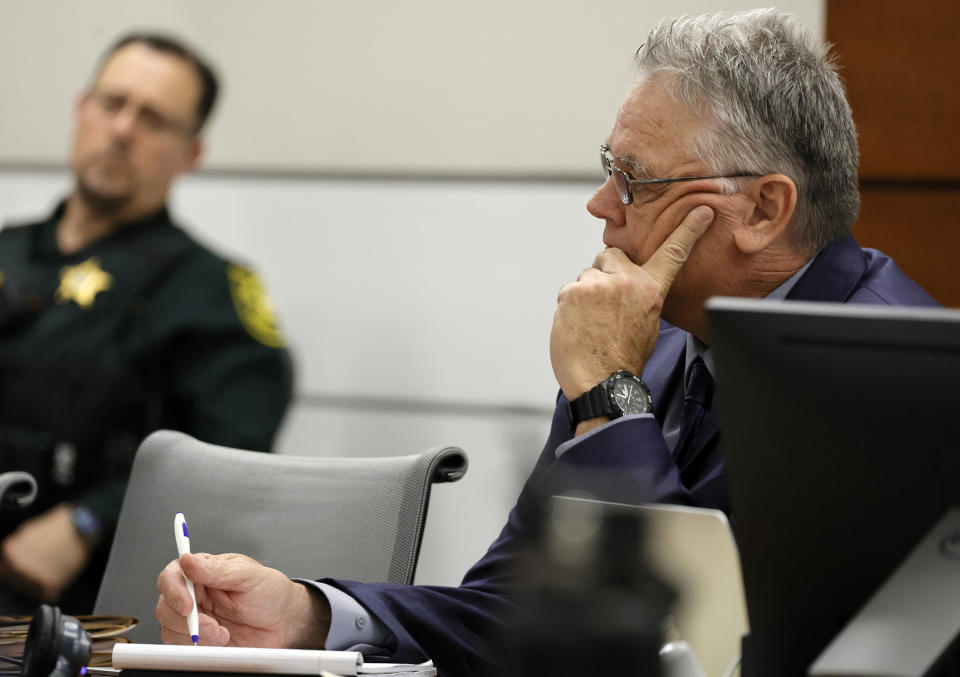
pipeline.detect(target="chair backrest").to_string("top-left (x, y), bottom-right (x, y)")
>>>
top-left (94, 429), bottom-right (468, 643)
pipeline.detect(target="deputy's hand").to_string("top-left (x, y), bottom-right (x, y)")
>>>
top-left (156, 552), bottom-right (331, 649)
top-left (550, 205), bottom-right (715, 407)
top-left (0, 504), bottom-right (90, 602)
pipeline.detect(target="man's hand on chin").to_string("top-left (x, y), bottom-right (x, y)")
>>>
top-left (550, 206), bottom-right (715, 403)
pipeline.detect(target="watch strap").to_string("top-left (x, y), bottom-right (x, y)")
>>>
top-left (565, 371), bottom-right (652, 433)
top-left (70, 503), bottom-right (104, 548)
top-left (565, 383), bottom-right (616, 433)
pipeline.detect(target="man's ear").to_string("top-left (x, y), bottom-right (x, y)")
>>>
top-left (182, 137), bottom-right (204, 173)
top-left (74, 90), bottom-right (90, 120)
top-left (732, 173), bottom-right (797, 254)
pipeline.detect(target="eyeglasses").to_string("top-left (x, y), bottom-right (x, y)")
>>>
top-left (86, 89), bottom-right (197, 138)
top-left (600, 144), bottom-right (761, 206)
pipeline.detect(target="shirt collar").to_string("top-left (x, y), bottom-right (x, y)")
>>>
top-left (35, 200), bottom-right (172, 260)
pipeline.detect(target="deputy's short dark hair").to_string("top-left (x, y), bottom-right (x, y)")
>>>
top-left (98, 32), bottom-right (219, 134)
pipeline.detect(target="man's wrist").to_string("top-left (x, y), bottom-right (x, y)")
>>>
top-left (560, 368), bottom-right (611, 401)
top-left (287, 581), bottom-right (331, 649)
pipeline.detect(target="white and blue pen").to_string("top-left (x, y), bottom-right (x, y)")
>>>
top-left (174, 512), bottom-right (200, 645)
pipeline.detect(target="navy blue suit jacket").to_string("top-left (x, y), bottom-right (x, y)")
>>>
top-left (328, 236), bottom-right (938, 675)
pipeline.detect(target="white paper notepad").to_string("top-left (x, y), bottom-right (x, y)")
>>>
top-left (111, 644), bottom-right (435, 677)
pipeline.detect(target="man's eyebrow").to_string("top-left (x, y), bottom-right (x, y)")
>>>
top-left (95, 86), bottom-right (179, 116)
top-left (617, 154), bottom-right (654, 178)
top-left (605, 142), bottom-right (654, 178)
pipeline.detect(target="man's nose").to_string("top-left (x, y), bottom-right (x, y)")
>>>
top-left (586, 177), bottom-right (626, 227)
top-left (109, 105), bottom-right (138, 138)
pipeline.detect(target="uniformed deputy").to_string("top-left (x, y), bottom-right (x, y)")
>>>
top-left (0, 33), bottom-right (291, 613)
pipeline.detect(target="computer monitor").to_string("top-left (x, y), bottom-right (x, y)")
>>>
top-left (706, 297), bottom-right (960, 676)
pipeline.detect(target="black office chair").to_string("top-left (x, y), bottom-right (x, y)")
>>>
top-left (93, 429), bottom-right (468, 643)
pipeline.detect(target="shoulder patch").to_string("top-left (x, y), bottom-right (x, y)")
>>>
top-left (226, 264), bottom-right (286, 348)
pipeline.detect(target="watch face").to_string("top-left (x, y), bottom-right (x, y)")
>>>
top-left (610, 375), bottom-right (651, 415)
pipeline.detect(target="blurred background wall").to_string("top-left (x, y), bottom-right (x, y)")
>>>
top-left (1, 1), bottom-right (828, 586)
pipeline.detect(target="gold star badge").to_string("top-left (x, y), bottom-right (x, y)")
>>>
top-left (56, 257), bottom-right (114, 309)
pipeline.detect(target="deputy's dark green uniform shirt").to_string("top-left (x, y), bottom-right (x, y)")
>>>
top-left (0, 202), bottom-right (292, 612)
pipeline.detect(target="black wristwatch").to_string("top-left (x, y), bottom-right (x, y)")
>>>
top-left (565, 370), bottom-right (653, 433)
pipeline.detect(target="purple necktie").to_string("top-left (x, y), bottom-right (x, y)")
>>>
top-left (674, 357), bottom-right (715, 469)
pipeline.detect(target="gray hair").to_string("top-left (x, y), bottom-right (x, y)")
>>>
top-left (635, 8), bottom-right (859, 253)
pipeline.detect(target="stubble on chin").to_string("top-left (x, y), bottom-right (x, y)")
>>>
top-left (74, 152), bottom-right (136, 215)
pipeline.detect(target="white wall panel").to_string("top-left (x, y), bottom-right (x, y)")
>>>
top-left (0, 1), bottom-right (824, 175)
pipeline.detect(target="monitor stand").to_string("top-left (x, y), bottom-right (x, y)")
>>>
top-left (809, 508), bottom-right (960, 676)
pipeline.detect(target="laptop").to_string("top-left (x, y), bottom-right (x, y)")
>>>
top-left (553, 496), bottom-right (748, 676)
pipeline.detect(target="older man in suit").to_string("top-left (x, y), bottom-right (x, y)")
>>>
top-left (154, 8), bottom-right (936, 676)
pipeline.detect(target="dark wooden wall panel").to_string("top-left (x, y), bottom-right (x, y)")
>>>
top-left (827, 1), bottom-right (960, 306)
top-left (856, 188), bottom-right (960, 307)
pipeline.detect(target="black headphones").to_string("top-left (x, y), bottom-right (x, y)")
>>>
top-left (4, 606), bottom-right (92, 677)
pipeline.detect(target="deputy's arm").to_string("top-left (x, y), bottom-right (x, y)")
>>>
top-left (0, 505), bottom-right (88, 602)
top-left (153, 259), bottom-right (292, 452)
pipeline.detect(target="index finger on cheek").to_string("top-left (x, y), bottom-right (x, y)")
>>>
top-left (643, 206), bottom-right (715, 290)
